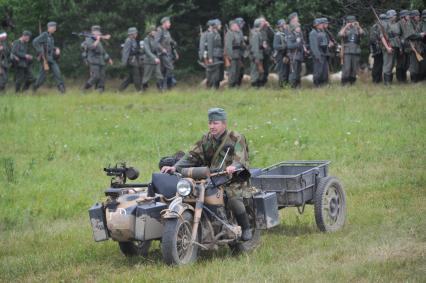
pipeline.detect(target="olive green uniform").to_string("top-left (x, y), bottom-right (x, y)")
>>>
top-left (11, 39), bottom-right (34, 92)
top-left (381, 21), bottom-right (402, 84)
top-left (156, 26), bottom-right (177, 89)
top-left (83, 37), bottom-right (110, 91)
top-left (0, 40), bottom-right (11, 91)
top-left (224, 30), bottom-right (244, 87)
top-left (339, 26), bottom-right (363, 84)
top-left (287, 25), bottom-right (305, 88)
top-left (120, 37), bottom-right (143, 91)
top-left (174, 129), bottom-right (250, 216)
top-left (205, 30), bottom-right (223, 89)
top-left (249, 28), bottom-right (264, 87)
top-left (401, 19), bottom-right (424, 82)
top-left (142, 34), bottom-right (163, 89)
top-left (309, 28), bottom-right (329, 86)
top-left (32, 32), bottom-right (65, 92)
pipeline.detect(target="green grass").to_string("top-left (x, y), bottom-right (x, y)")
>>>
top-left (0, 83), bottom-right (425, 282)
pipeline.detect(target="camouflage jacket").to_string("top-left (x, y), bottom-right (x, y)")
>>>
top-left (174, 130), bottom-right (249, 173)
top-left (369, 23), bottom-right (382, 55)
top-left (0, 40), bottom-right (11, 68)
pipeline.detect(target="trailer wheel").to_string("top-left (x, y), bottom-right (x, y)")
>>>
top-left (118, 240), bottom-right (151, 257)
top-left (314, 176), bottom-right (346, 232)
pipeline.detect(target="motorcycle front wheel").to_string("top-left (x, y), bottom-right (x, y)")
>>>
top-left (161, 211), bottom-right (198, 265)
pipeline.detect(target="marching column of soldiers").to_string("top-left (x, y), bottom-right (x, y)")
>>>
top-left (0, 9), bottom-right (425, 95)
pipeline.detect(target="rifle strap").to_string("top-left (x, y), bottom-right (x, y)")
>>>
top-left (211, 131), bottom-right (231, 169)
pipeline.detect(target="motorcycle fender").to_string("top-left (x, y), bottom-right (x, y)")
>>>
top-left (162, 197), bottom-right (194, 219)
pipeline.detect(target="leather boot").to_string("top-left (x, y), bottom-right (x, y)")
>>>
top-left (58, 84), bottom-right (66, 94)
top-left (235, 213), bottom-right (252, 241)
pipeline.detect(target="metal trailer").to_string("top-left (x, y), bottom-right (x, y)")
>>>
top-left (250, 161), bottom-right (346, 232)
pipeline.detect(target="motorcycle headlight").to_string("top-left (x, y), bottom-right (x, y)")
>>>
top-left (177, 179), bottom-right (193, 197)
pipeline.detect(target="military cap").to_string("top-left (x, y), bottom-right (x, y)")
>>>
top-left (313, 18), bottom-right (322, 26)
top-left (22, 30), bottom-right (32, 37)
top-left (346, 15), bottom-right (356, 22)
top-left (161, 17), bottom-right (170, 24)
top-left (288, 12), bottom-right (298, 21)
top-left (320, 17), bottom-right (329, 24)
top-left (422, 9), bottom-right (426, 17)
top-left (410, 10), bottom-right (420, 17)
top-left (47, 21), bottom-right (57, 28)
top-left (128, 27), bottom-right (138, 35)
top-left (276, 19), bottom-right (286, 27)
top-left (234, 17), bottom-right (245, 25)
top-left (207, 20), bottom-right (214, 27)
top-left (91, 25), bottom-right (101, 32)
top-left (253, 18), bottom-right (262, 28)
top-left (212, 19), bottom-right (221, 27)
top-left (379, 13), bottom-right (387, 20)
top-left (399, 10), bottom-right (410, 17)
top-left (229, 20), bottom-right (236, 26)
top-left (208, 108), bottom-right (227, 121)
top-left (386, 10), bottom-right (397, 18)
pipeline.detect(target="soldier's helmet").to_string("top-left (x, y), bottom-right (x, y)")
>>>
top-left (276, 19), bottom-right (286, 27)
top-left (379, 13), bottom-right (387, 20)
top-left (47, 21), bottom-right (57, 28)
top-left (410, 10), bottom-right (420, 17)
top-left (91, 25), bottom-right (101, 32)
top-left (128, 27), bottom-right (138, 35)
top-left (386, 10), bottom-right (397, 19)
top-left (235, 17), bottom-right (245, 27)
top-left (253, 18), bottom-right (262, 28)
top-left (399, 10), bottom-right (410, 18)
top-left (288, 12), bottom-right (298, 21)
top-left (161, 17), bottom-right (170, 24)
top-left (313, 18), bottom-right (322, 27)
top-left (345, 15), bottom-right (356, 23)
top-left (422, 9), bottom-right (426, 18)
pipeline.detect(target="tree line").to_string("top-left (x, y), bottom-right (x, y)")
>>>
top-left (0, 0), bottom-right (421, 79)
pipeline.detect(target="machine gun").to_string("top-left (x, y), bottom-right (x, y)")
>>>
top-left (104, 163), bottom-right (147, 188)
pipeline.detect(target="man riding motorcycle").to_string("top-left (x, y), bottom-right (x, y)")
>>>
top-left (160, 107), bottom-right (253, 240)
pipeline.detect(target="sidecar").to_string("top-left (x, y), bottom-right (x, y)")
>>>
top-left (88, 172), bottom-right (179, 257)
top-left (250, 161), bottom-right (346, 232)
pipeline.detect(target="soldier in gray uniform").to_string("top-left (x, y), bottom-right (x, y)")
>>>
top-left (234, 17), bottom-right (247, 86)
top-left (309, 18), bottom-right (329, 87)
top-left (156, 17), bottom-right (178, 90)
top-left (273, 19), bottom-right (290, 87)
top-left (142, 25), bottom-right (164, 91)
top-left (403, 10), bottom-right (425, 82)
top-left (249, 19), bottom-right (264, 87)
top-left (380, 10), bottom-right (402, 85)
top-left (32, 22), bottom-right (65, 93)
top-left (224, 20), bottom-right (244, 88)
top-left (258, 17), bottom-right (274, 86)
top-left (397, 10), bottom-right (411, 83)
top-left (370, 14), bottom-right (387, 83)
top-left (82, 25), bottom-right (112, 93)
top-left (11, 31), bottom-right (34, 93)
top-left (119, 27), bottom-right (143, 92)
top-left (199, 20), bottom-right (212, 64)
top-left (205, 19), bottom-right (223, 89)
top-left (338, 15), bottom-right (364, 85)
top-left (0, 31), bottom-right (11, 91)
top-left (287, 21), bottom-right (305, 88)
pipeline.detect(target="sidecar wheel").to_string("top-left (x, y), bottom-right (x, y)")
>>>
top-left (161, 211), bottom-right (198, 265)
top-left (118, 240), bottom-right (151, 257)
top-left (314, 176), bottom-right (346, 232)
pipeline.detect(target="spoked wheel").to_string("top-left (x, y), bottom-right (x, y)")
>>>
top-left (229, 202), bottom-right (261, 254)
top-left (314, 176), bottom-right (346, 232)
top-left (161, 211), bottom-right (198, 265)
top-left (118, 240), bottom-right (151, 257)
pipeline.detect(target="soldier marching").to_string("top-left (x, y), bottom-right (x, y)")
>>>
top-left (0, 9), bottom-right (425, 95)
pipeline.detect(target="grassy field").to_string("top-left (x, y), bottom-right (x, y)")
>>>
top-left (0, 83), bottom-right (425, 282)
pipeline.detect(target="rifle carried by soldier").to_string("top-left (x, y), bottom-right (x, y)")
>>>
top-left (38, 21), bottom-right (49, 71)
top-left (370, 5), bottom-right (392, 53)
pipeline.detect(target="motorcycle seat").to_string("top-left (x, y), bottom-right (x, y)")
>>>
top-left (151, 173), bottom-right (179, 199)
